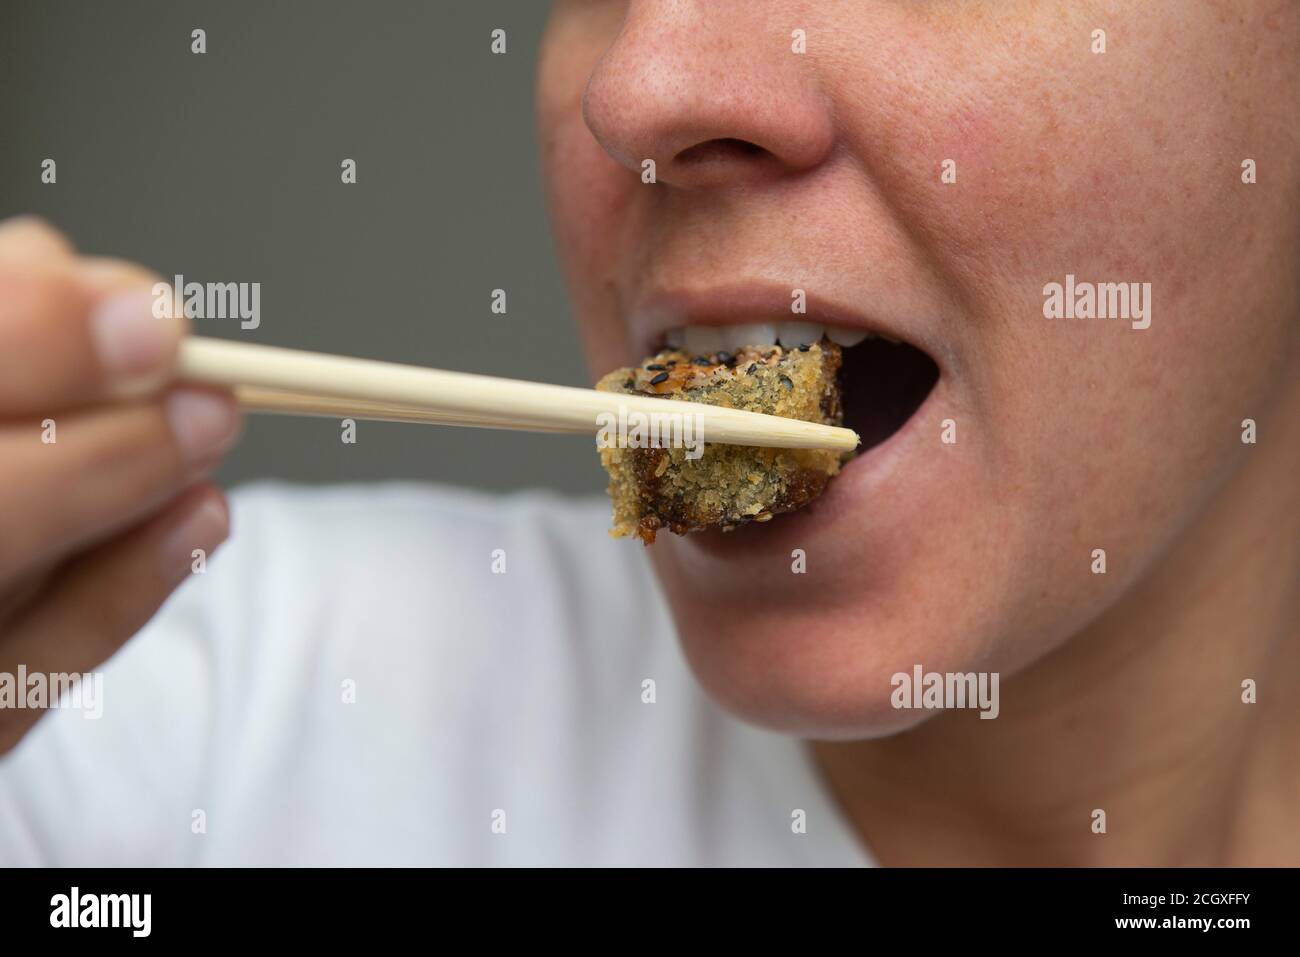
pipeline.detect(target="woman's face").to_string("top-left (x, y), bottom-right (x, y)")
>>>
top-left (536, 0), bottom-right (1299, 736)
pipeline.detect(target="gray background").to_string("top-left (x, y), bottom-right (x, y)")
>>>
top-left (0, 0), bottom-right (605, 496)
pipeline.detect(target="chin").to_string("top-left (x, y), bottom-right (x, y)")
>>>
top-left (649, 522), bottom-right (1030, 739)
top-left (666, 594), bottom-right (964, 739)
top-left (642, 433), bottom-right (1117, 740)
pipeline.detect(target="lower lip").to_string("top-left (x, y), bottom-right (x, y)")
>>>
top-left (682, 374), bottom-right (949, 556)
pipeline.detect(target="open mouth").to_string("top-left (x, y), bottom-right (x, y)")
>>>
top-left (594, 311), bottom-right (943, 543)
top-left (838, 334), bottom-right (941, 452)
top-left (655, 322), bottom-right (941, 454)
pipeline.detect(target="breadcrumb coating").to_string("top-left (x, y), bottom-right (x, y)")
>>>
top-left (595, 339), bottom-right (846, 543)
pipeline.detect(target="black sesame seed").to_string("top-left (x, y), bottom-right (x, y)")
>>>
top-left (649, 371), bottom-right (669, 385)
top-left (645, 363), bottom-right (667, 371)
top-left (693, 356), bottom-right (711, 366)
top-left (716, 351), bottom-right (734, 366)
top-left (665, 360), bottom-right (677, 367)
top-left (779, 375), bottom-right (794, 391)
top-left (798, 343), bottom-right (811, 351)
top-left (746, 362), bottom-right (757, 374)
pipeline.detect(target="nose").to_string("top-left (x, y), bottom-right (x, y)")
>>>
top-left (581, 3), bottom-right (836, 189)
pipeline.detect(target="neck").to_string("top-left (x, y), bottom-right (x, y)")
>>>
top-left (814, 385), bottom-right (1300, 867)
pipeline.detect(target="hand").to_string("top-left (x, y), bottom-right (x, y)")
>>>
top-left (0, 216), bottom-right (242, 753)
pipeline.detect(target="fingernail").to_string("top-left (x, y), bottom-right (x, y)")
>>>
top-left (161, 496), bottom-right (230, 585)
top-left (90, 292), bottom-right (180, 391)
top-left (167, 389), bottom-right (242, 468)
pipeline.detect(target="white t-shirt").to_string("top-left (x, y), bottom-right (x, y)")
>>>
top-left (0, 483), bottom-right (871, 866)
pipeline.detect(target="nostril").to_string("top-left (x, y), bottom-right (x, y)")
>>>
top-left (675, 137), bottom-right (769, 167)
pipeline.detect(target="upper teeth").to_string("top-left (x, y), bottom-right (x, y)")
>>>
top-left (776, 321), bottom-right (823, 347)
top-left (682, 325), bottom-right (729, 356)
top-left (668, 322), bottom-right (873, 354)
top-left (825, 326), bottom-right (870, 348)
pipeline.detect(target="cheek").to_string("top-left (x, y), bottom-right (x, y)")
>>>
top-left (834, 1), bottom-right (1290, 547)
top-left (838, 2), bottom-right (1264, 303)
top-left (537, 10), bottom-right (640, 379)
top-left (540, 111), bottom-right (639, 378)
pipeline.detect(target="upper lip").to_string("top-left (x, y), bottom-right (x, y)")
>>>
top-left (627, 280), bottom-right (938, 362)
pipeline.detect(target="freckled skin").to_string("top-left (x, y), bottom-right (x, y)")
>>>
top-left (536, 0), bottom-right (1298, 802)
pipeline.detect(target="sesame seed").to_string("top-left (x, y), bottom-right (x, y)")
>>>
top-left (649, 371), bottom-right (669, 385)
top-left (645, 363), bottom-right (667, 371)
top-left (746, 362), bottom-right (757, 374)
top-left (798, 343), bottom-right (810, 351)
top-left (716, 351), bottom-right (734, 366)
top-left (779, 375), bottom-right (794, 391)
top-left (693, 356), bottom-right (711, 366)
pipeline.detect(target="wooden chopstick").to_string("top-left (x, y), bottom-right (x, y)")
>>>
top-left (179, 338), bottom-right (860, 452)
top-left (235, 387), bottom-right (571, 434)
